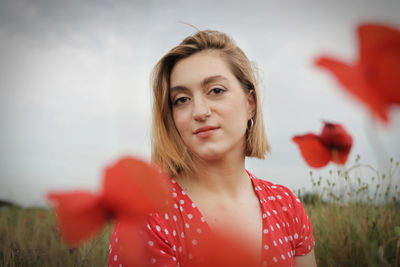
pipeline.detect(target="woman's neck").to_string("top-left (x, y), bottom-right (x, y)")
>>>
top-left (178, 152), bottom-right (251, 200)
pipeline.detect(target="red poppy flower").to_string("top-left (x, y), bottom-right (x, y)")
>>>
top-left (47, 156), bottom-right (171, 265)
top-left (315, 23), bottom-right (400, 122)
top-left (292, 122), bottom-right (353, 168)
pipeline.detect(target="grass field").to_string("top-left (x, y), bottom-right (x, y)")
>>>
top-left (304, 201), bottom-right (400, 266)
top-left (0, 206), bottom-right (112, 267)
top-left (299, 156), bottom-right (400, 267)
top-left (1, 158), bottom-right (399, 266)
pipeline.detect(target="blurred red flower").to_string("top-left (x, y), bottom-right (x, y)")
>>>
top-left (47, 156), bottom-right (171, 265)
top-left (292, 122), bottom-right (353, 168)
top-left (315, 23), bottom-right (400, 123)
top-left (190, 229), bottom-right (260, 267)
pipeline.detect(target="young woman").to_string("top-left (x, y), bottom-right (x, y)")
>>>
top-left (108, 30), bottom-right (317, 267)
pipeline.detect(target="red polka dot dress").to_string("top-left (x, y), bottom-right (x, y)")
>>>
top-left (108, 171), bottom-right (315, 266)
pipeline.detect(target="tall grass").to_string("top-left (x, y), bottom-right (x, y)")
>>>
top-left (299, 155), bottom-right (400, 267)
top-left (0, 156), bottom-right (399, 266)
top-left (0, 207), bottom-right (112, 267)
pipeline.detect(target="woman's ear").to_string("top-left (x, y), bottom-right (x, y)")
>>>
top-left (247, 90), bottom-right (256, 119)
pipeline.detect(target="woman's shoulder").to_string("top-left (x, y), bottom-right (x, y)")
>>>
top-left (247, 171), bottom-right (302, 206)
top-left (248, 171), bottom-right (315, 250)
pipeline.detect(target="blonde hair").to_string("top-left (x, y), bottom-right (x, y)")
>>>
top-left (151, 30), bottom-right (270, 178)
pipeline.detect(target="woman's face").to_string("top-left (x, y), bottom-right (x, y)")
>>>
top-left (169, 50), bottom-right (255, 161)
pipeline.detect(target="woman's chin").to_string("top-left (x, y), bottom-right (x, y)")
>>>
top-left (194, 150), bottom-right (223, 162)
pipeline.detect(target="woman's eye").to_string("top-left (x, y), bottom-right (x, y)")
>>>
top-left (210, 87), bottom-right (226, 95)
top-left (173, 97), bottom-right (190, 106)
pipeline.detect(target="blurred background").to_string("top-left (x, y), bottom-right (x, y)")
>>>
top-left (1, 0), bottom-right (399, 206)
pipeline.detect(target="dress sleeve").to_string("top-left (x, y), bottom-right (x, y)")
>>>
top-left (274, 184), bottom-right (315, 257)
top-left (107, 214), bottom-right (179, 267)
top-left (290, 190), bottom-right (315, 256)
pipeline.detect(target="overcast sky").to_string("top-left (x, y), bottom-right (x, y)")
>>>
top-left (1, 0), bottom-right (399, 206)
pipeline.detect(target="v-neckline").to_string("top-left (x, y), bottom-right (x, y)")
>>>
top-left (170, 171), bottom-right (266, 260)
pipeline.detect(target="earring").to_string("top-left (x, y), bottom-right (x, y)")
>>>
top-left (247, 118), bottom-right (254, 131)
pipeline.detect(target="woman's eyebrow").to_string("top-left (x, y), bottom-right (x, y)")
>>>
top-left (170, 85), bottom-right (189, 94)
top-left (170, 75), bottom-right (229, 93)
top-left (201, 75), bottom-right (229, 87)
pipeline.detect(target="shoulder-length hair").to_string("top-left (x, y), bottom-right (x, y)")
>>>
top-left (151, 30), bottom-right (270, 178)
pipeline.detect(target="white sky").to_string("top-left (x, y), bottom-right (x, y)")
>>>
top-left (1, 0), bottom-right (399, 206)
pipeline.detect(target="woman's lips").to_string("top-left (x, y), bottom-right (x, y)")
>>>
top-left (194, 126), bottom-right (219, 138)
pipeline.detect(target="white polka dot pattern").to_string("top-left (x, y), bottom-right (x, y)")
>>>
top-left (107, 171), bottom-right (315, 267)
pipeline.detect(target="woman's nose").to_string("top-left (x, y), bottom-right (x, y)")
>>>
top-left (192, 97), bottom-right (211, 121)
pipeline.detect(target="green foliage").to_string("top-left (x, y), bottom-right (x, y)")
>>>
top-left (298, 192), bottom-right (324, 206)
top-left (298, 155), bottom-right (400, 267)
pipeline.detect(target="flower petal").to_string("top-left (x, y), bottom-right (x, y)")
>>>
top-left (316, 23), bottom-right (400, 123)
top-left (102, 157), bottom-right (171, 218)
top-left (292, 134), bottom-right (332, 168)
top-left (47, 192), bottom-right (106, 246)
top-left (369, 46), bottom-right (400, 105)
top-left (190, 229), bottom-right (259, 267)
top-left (315, 57), bottom-right (389, 121)
top-left (320, 122), bottom-right (353, 151)
top-left (108, 218), bottom-right (148, 267)
top-left (358, 23), bottom-right (400, 65)
top-left (358, 23), bottom-right (400, 116)
top-left (337, 149), bottom-right (352, 165)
